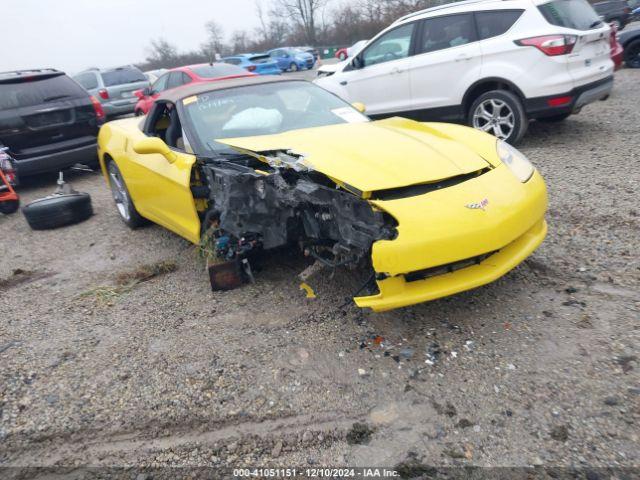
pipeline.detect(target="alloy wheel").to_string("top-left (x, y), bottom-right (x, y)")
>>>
top-left (472, 99), bottom-right (515, 140)
top-left (108, 163), bottom-right (131, 221)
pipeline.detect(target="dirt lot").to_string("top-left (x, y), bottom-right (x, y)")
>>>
top-left (1, 68), bottom-right (639, 475)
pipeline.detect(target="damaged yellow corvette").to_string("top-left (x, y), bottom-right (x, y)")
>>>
top-left (97, 77), bottom-right (547, 311)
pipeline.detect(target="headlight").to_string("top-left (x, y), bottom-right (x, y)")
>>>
top-left (497, 140), bottom-right (534, 182)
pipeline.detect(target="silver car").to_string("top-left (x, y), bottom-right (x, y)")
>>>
top-left (74, 66), bottom-right (149, 117)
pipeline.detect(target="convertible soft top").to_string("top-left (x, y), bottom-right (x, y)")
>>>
top-left (158, 75), bottom-right (295, 104)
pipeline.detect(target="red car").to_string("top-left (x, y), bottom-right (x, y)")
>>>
top-left (610, 22), bottom-right (624, 70)
top-left (133, 63), bottom-right (254, 115)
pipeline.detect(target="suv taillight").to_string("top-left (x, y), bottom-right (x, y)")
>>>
top-left (98, 88), bottom-right (109, 100)
top-left (247, 65), bottom-right (257, 72)
top-left (0, 150), bottom-right (17, 185)
top-left (90, 95), bottom-right (106, 122)
top-left (515, 35), bottom-right (577, 56)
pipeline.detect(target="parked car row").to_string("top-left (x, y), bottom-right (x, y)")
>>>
top-left (223, 47), bottom-right (317, 73)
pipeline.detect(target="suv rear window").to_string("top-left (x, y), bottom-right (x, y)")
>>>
top-left (0, 74), bottom-right (86, 110)
top-left (476, 10), bottom-right (524, 39)
top-left (538, 0), bottom-right (602, 30)
top-left (101, 67), bottom-right (147, 87)
top-left (190, 64), bottom-right (248, 78)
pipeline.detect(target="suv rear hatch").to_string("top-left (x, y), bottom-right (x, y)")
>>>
top-left (0, 71), bottom-right (99, 160)
top-left (537, 0), bottom-right (613, 87)
top-left (101, 67), bottom-right (149, 106)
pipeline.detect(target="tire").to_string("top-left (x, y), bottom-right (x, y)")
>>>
top-left (338, 52), bottom-right (347, 61)
top-left (0, 199), bottom-right (20, 215)
top-left (624, 39), bottom-right (640, 68)
top-left (537, 113), bottom-right (571, 123)
top-left (289, 62), bottom-right (299, 72)
top-left (22, 193), bottom-right (92, 230)
top-left (135, 109), bottom-right (144, 116)
top-left (107, 160), bottom-right (147, 228)
top-left (468, 90), bottom-right (528, 145)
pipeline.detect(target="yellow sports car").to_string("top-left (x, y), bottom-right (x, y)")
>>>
top-left (97, 77), bottom-right (547, 311)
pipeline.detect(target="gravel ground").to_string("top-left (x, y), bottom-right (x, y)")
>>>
top-left (0, 68), bottom-right (639, 476)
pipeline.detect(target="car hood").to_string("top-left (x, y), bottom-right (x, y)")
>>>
top-left (220, 117), bottom-right (492, 193)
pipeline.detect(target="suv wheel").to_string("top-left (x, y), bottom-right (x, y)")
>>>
top-left (624, 39), bottom-right (640, 68)
top-left (469, 90), bottom-right (528, 145)
top-left (107, 160), bottom-right (146, 228)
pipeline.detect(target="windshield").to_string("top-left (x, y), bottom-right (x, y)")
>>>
top-left (181, 81), bottom-right (369, 154)
top-left (102, 67), bottom-right (147, 87)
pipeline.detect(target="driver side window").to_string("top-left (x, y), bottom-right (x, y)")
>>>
top-left (361, 23), bottom-right (415, 67)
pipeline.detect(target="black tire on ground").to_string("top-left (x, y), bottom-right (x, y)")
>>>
top-left (22, 193), bottom-right (92, 230)
top-left (624, 39), bottom-right (640, 68)
top-left (106, 159), bottom-right (147, 229)
top-left (537, 112), bottom-right (571, 123)
top-left (468, 89), bottom-right (528, 145)
top-left (0, 199), bottom-right (20, 215)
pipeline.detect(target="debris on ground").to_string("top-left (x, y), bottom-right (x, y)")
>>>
top-left (550, 425), bottom-right (569, 442)
top-left (80, 260), bottom-right (178, 304)
top-left (346, 422), bottom-right (374, 445)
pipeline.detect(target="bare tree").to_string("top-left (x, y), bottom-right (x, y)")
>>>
top-left (276, 0), bottom-right (329, 45)
top-left (201, 20), bottom-right (225, 60)
top-left (144, 38), bottom-right (179, 69)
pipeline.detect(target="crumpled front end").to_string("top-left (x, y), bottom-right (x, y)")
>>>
top-left (355, 166), bottom-right (548, 311)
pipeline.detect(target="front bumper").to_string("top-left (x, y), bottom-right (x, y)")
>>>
top-left (355, 218), bottom-right (547, 311)
top-left (354, 165), bottom-right (548, 311)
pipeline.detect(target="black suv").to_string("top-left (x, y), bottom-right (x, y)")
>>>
top-left (0, 69), bottom-right (104, 180)
top-left (593, 0), bottom-right (633, 30)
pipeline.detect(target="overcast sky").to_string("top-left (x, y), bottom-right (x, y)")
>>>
top-left (1, 0), bottom-right (266, 74)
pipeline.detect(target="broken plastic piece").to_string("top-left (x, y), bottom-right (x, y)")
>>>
top-left (208, 259), bottom-right (244, 291)
top-left (299, 282), bottom-right (316, 299)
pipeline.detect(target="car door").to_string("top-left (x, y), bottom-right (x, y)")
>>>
top-left (409, 13), bottom-right (482, 114)
top-left (124, 101), bottom-right (200, 243)
top-left (338, 22), bottom-right (417, 115)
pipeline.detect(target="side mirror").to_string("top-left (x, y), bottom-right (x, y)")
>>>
top-left (351, 102), bottom-right (366, 113)
top-left (351, 55), bottom-right (363, 69)
top-left (133, 137), bottom-right (177, 163)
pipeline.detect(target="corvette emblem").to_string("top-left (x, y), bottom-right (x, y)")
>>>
top-left (465, 198), bottom-right (489, 211)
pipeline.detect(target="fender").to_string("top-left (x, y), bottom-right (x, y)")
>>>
top-left (462, 77), bottom-right (526, 114)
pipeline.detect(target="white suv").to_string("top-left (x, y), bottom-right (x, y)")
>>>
top-left (315, 0), bottom-right (614, 144)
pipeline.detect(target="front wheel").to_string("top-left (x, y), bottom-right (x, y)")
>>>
top-left (107, 160), bottom-right (146, 228)
top-left (625, 39), bottom-right (640, 68)
top-left (468, 90), bottom-right (528, 145)
top-left (289, 62), bottom-right (299, 72)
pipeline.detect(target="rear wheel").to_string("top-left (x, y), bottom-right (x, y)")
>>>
top-left (625, 39), bottom-right (640, 68)
top-left (289, 62), bottom-right (299, 72)
top-left (537, 112), bottom-right (571, 123)
top-left (468, 90), bottom-right (528, 145)
top-left (107, 160), bottom-right (146, 228)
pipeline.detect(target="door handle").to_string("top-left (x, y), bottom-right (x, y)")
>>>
top-left (340, 80), bottom-right (348, 86)
top-left (390, 67), bottom-right (403, 74)
top-left (455, 54), bottom-right (471, 62)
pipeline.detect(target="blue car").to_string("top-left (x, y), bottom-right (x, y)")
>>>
top-left (222, 54), bottom-right (282, 76)
top-left (267, 48), bottom-right (315, 72)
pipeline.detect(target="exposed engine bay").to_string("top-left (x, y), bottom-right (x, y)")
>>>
top-left (195, 151), bottom-right (398, 292)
